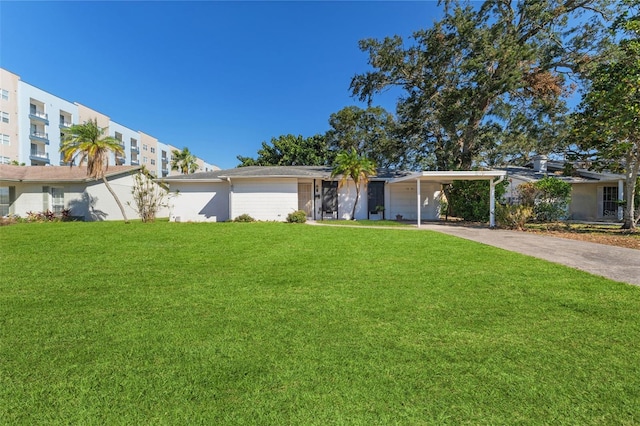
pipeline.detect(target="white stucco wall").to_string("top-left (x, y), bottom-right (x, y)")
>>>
top-left (388, 181), bottom-right (441, 220)
top-left (169, 181), bottom-right (229, 222)
top-left (231, 178), bottom-right (297, 221)
top-left (6, 172), bottom-right (168, 221)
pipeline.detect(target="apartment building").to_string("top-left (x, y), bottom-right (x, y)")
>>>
top-left (0, 68), bottom-right (218, 177)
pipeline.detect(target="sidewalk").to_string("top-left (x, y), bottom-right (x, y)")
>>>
top-left (310, 221), bottom-right (640, 286)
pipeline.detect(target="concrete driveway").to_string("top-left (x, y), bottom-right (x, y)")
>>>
top-left (416, 223), bottom-right (640, 287)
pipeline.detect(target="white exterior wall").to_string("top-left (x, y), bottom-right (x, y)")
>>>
top-left (335, 182), bottom-right (369, 220)
top-left (169, 181), bottom-right (229, 222)
top-left (18, 81), bottom-right (78, 166)
top-left (231, 178), bottom-right (297, 221)
top-left (388, 181), bottom-right (441, 220)
top-left (8, 173), bottom-right (143, 221)
top-left (109, 121), bottom-right (140, 168)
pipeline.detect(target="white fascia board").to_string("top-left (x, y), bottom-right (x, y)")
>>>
top-left (156, 178), bottom-right (225, 183)
top-left (389, 170), bottom-right (507, 184)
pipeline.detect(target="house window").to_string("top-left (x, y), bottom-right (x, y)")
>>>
top-left (0, 186), bottom-right (13, 216)
top-left (1, 111), bottom-right (8, 123)
top-left (602, 186), bottom-right (618, 217)
top-left (1, 89), bottom-right (8, 101)
top-left (0, 134), bottom-right (9, 145)
top-left (51, 187), bottom-right (64, 214)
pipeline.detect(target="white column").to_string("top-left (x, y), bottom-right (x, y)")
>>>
top-left (417, 178), bottom-right (421, 228)
top-left (618, 179), bottom-right (624, 221)
top-left (490, 179), bottom-right (496, 228)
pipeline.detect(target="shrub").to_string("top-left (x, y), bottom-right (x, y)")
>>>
top-left (447, 179), bottom-right (508, 222)
top-left (496, 204), bottom-right (534, 230)
top-left (286, 210), bottom-right (307, 223)
top-left (234, 214), bottom-right (256, 222)
top-left (127, 169), bottom-right (170, 223)
top-left (0, 215), bottom-right (19, 226)
top-left (517, 177), bottom-right (571, 222)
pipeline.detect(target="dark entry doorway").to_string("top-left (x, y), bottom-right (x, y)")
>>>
top-left (322, 181), bottom-right (338, 219)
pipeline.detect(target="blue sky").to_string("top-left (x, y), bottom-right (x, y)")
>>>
top-left (0, 1), bottom-right (443, 169)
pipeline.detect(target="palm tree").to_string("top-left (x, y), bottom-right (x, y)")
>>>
top-left (170, 147), bottom-right (199, 174)
top-left (60, 119), bottom-right (129, 223)
top-left (331, 148), bottom-right (377, 220)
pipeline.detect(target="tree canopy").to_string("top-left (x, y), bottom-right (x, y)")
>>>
top-left (325, 106), bottom-right (402, 169)
top-left (237, 134), bottom-right (331, 167)
top-left (171, 147), bottom-right (199, 174)
top-left (60, 119), bottom-right (129, 222)
top-left (331, 149), bottom-right (377, 220)
top-left (351, 0), bottom-right (617, 170)
top-left (571, 1), bottom-right (640, 229)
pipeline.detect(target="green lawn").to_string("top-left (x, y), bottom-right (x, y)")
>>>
top-left (1, 222), bottom-right (639, 424)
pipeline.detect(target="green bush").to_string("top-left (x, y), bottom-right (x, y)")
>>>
top-left (233, 214), bottom-right (256, 222)
top-left (496, 204), bottom-right (534, 230)
top-left (286, 210), bottom-right (307, 223)
top-left (447, 179), bottom-right (508, 222)
top-left (518, 177), bottom-right (571, 222)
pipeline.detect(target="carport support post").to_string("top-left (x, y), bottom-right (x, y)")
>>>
top-left (417, 178), bottom-right (421, 228)
top-left (490, 178), bottom-right (496, 228)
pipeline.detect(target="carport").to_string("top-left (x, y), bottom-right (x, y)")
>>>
top-left (389, 170), bottom-right (507, 228)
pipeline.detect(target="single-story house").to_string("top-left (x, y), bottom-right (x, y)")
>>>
top-left (161, 166), bottom-right (507, 226)
top-left (502, 155), bottom-right (626, 221)
top-left (0, 164), bottom-right (167, 221)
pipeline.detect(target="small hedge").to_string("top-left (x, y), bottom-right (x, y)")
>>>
top-left (233, 214), bottom-right (256, 222)
top-left (286, 210), bottom-right (307, 223)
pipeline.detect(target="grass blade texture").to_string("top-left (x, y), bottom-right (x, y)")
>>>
top-left (1, 222), bottom-right (639, 424)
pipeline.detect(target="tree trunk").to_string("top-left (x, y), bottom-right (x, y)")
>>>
top-left (621, 153), bottom-right (639, 231)
top-left (102, 175), bottom-right (129, 224)
top-left (352, 184), bottom-right (360, 220)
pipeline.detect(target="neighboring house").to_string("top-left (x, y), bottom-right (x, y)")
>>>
top-left (161, 166), bottom-right (506, 226)
top-left (0, 164), bottom-right (168, 221)
top-left (502, 156), bottom-right (626, 222)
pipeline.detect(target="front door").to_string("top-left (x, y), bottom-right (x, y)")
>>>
top-left (297, 183), bottom-right (313, 217)
top-left (367, 181), bottom-right (385, 219)
top-left (322, 181), bottom-right (338, 219)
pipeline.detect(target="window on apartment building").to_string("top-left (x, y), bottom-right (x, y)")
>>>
top-left (0, 134), bottom-right (9, 145)
top-left (1, 111), bottom-right (8, 123)
top-left (143, 156), bottom-right (148, 163)
top-left (115, 132), bottom-right (123, 142)
top-left (0, 157), bottom-right (10, 165)
top-left (143, 144), bottom-right (148, 151)
top-left (150, 147), bottom-right (155, 153)
top-left (131, 138), bottom-right (137, 146)
top-left (0, 186), bottom-right (14, 216)
top-left (1, 89), bottom-right (8, 101)
top-left (151, 159), bottom-right (156, 165)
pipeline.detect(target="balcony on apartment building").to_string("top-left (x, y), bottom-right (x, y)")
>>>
top-left (30, 149), bottom-right (50, 164)
top-left (131, 158), bottom-right (140, 165)
top-left (59, 120), bottom-right (73, 129)
top-left (130, 145), bottom-right (140, 154)
top-left (29, 110), bottom-right (49, 125)
top-left (29, 131), bottom-right (49, 144)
